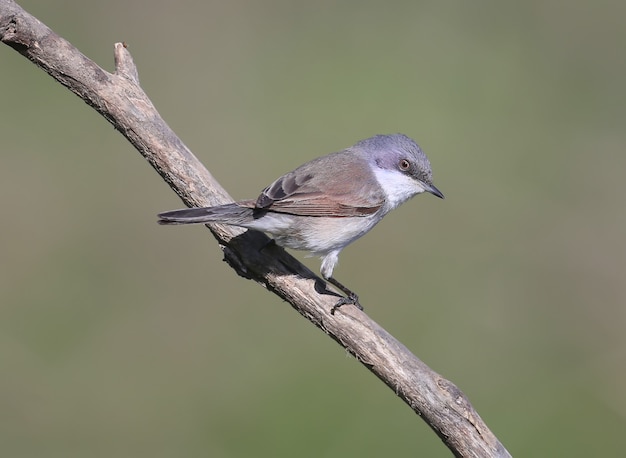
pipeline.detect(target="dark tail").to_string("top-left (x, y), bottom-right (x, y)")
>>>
top-left (157, 203), bottom-right (255, 226)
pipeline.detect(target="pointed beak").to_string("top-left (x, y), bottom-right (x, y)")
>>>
top-left (426, 183), bottom-right (444, 199)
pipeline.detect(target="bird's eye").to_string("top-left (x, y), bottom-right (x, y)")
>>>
top-left (399, 159), bottom-right (411, 171)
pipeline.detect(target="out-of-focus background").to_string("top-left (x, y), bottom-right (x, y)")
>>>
top-left (2, 1), bottom-right (625, 456)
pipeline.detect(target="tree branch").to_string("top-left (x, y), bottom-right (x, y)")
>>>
top-left (0, 1), bottom-right (511, 456)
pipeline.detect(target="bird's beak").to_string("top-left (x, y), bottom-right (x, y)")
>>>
top-left (425, 183), bottom-right (444, 199)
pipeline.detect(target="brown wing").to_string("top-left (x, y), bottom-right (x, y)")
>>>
top-left (253, 151), bottom-right (384, 217)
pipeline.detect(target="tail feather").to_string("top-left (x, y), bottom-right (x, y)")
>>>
top-left (157, 203), bottom-right (255, 226)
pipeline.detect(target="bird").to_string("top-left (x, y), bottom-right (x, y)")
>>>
top-left (158, 134), bottom-right (443, 313)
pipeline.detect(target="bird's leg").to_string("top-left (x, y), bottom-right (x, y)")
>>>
top-left (326, 276), bottom-right (363, 314)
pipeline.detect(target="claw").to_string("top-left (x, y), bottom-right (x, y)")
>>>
top-left (330, 292), bottom-right (363, 315)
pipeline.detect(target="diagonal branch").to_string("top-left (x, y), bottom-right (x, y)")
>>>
top-left (0, 1), bottom-right (511, 456)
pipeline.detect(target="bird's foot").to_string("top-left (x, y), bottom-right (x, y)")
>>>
top-left (330, 292), bottom-right (363, 315)
top-left (324, 276), bottom-right (363, 314)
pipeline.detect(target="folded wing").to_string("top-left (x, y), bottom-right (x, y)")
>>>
top-left (254, 152), bottom-right (384, 217)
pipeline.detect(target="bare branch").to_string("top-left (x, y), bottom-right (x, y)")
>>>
top-left (0, 1), bottom-right (511, 456)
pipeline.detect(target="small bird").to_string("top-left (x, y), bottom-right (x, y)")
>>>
top-left (158, 134), bottom-right (443, 313)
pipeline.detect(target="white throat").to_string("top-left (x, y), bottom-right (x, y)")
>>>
top-left (373, 168), bottom-right (427, 212)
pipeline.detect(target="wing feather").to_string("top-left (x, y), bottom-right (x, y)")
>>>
top-left (254, 151), bottom-right (384, 217)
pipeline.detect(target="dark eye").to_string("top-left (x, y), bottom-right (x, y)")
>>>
top-left (399, 159), bottom-right (411, 171)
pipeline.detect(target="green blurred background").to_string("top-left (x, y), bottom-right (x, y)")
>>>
top-left (2, 1), bottom-right (625, 456)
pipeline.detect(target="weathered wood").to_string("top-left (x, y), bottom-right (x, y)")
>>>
top-left (0, 1), bottom-right (511, 456)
